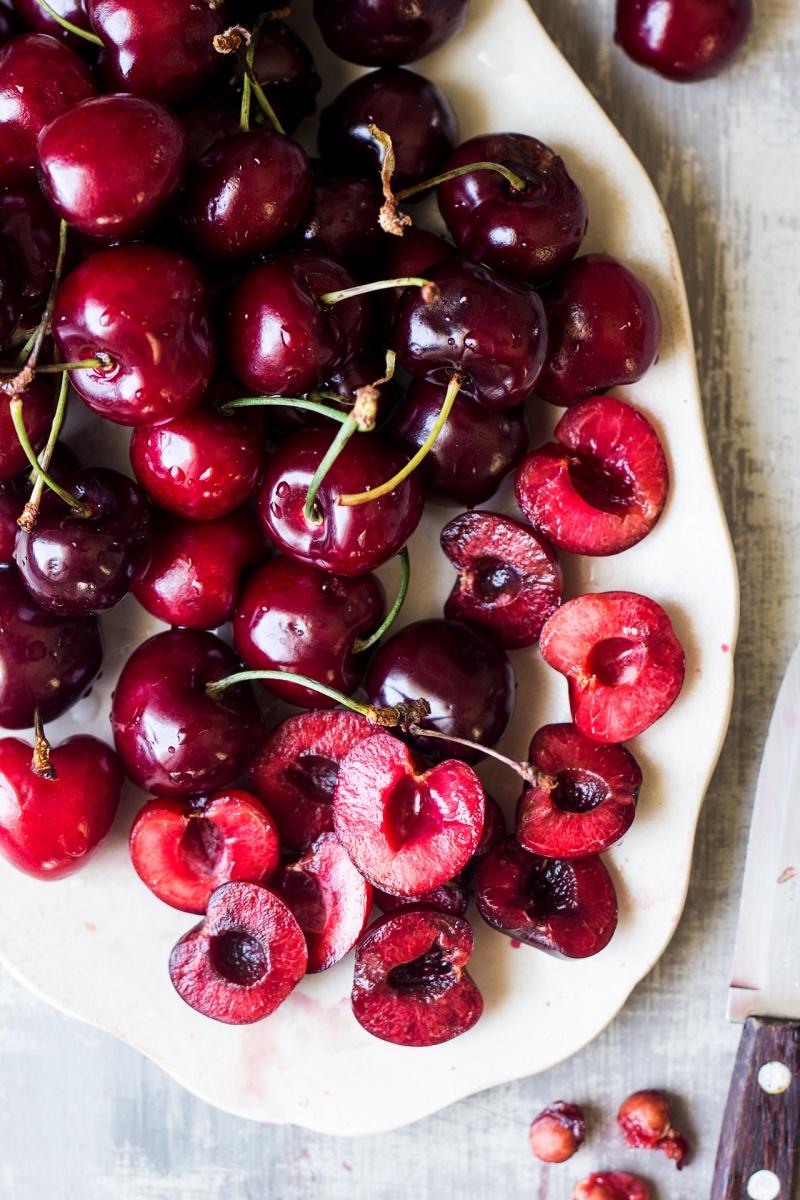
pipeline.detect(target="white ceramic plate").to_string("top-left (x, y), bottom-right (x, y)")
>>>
top-left (0, 0), bottom-right (738, 1134)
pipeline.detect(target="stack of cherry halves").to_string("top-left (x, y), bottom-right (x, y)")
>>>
top-left (0, 0), bottom-right (686, 1045)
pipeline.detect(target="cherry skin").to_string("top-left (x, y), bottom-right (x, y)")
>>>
top-left (0, 236), bottom-right (21, 349)
top-left (0, 33), bottom-right (95, 188)
top-left (0, 369), bottom-right (57, 482)
top-left (290, 165), bottom-right (384, 279)
top-left (373, 226), bottom-right (454, 340)
top-left (0, 565), bottom-right (103, 729)
top-left (112, 629), bottom-right (263, 798)
top-left (224, 251), bottom-right (370, 398)
top-left (179, 130), bottom-right (311, 261)
top-left (37, 95), bottom-right (190, 243)
top-left (180, 104), bottom-right (241, 162)
top-left (314, 0), bottom-right (469, 66)
top-left (318, 67), bottom-right (458, 193)
top-left (225, 18), bottom-right (321, 134)
top-left (0, 184), bottom-right (71, 325)
top-left (232, 555), bottom-right (385, 708)
top-left (52, 244), bottom-right (216, 427)
top-left (258, 427), bottom-right (425, 576)
top-left (0, 732), bottom-right (122, 880)
top-left (133, 506), bottom-right (265, 631)
top-left (10, 0), bottom-right (92, 53)
top-left (129, 376), bottom-right (266, 522)
top-left (615, 0), bottom-right (752, 81)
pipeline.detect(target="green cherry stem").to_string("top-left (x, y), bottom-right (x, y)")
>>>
top-left (34, 0), bottom-right (103, 44)
top-left (220, 395), bottom-right (351, 424)
top-left (318, 277), bottom-right (438, 306)
top-left (395, 161), bottom-right (526, 202)
top-left (19, 369), bottom-right (70, 533)
top-left (14, 327), bottom-right (39, 367)
top-left (239, 10), bottom-right (268, 132)
top-left (9, 396), bottom-right (90, 519)
top-left (352, 547), bottom-right (410, 654)
top-left (406, 725), bottom-right (545, 785)
top-left (0, 356), bottom-right (110, 376)
top-left (213, 26), bottom-right (286, 135)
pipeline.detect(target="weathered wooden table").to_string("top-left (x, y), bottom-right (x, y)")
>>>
top-left (0, 1), bottom-right (794, 1195)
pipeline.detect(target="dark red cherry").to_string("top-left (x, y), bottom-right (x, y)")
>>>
top-left (373, 880), bottom-right (469, 918)
top-left (37, 95), bottom-right (189, 243)
top-left (366, 618), bottom-right (516, 764)
top-left (318, 67), bottom-right (458, 193)
top-left (111, 628), bottom-right (263, 797)
top-left (258, 427), bottom-right (424, 576)
top-left (0, 369), bottom-right (56, 482)
top-left (224, 251), bottom-right (370, 398)
top-left (387, 379), bottom-right (528, 506)
top-left (291, 165), bottom-right (384, 278)
top-left (52, 244), bottom-right (216, 427)
top-left (179, 131), bottom-right (311, 260)
top-left (133, 506), bottom-right (266, 630)
top-left (0, 445), bottom-right (81, 563)
top-left (0, 237), bottom-right (21, 347)
top-left (0, 564), bottom-right (103, 728)
top-left (129, 376), bottom-right (266, 521)
top-left (535, 255), bottom-right (661, 406)
top-left (86, 0), bottom-right (229, 107)
top-left (10, 0), bottom-right (92, 53)
top-left (15, 467), bottom-right (152, 616)
top-left (0, 6), bottom-right (21, 46)
top-left (0, 33), bottom-right (95, 188)
top-left (232, 555), bottom-right (385, 708)
top-left (225, 18), bottom-right (320, 134)
top-left (314, 0), bottom-right (468, 66)
top-left (0, 184), bottom-right (71, 325)
top-left (615, 0), bottom-right (752, 81)
top-left (180, 104), bottom-right (241, 161)
top-left (437, 133), bottom-right (588, 285)
top-left (373, 226), bottom-right (454, 339)
top-left (395, 254), bottom-right (547, 409)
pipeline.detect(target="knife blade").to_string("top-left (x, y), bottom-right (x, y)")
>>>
top-left (712, 643), bottom-right (800, 1200)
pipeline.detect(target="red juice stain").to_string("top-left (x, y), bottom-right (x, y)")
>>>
top-left (510, 938), bottom-right (521, 948)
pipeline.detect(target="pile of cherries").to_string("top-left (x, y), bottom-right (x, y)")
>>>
top-left (0, 0), bottom-right (688, 1047)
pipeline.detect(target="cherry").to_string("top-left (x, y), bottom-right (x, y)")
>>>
top-left (129, 788), bottom-right (280, 914)
top-left (270, 832), bottom-right (373, 973)
top-left (474, 837), bottom-right (618, 958)
top-left (179, 130), bottom-right (311, 260)
top-left (529, 1102), bottom-right (586, 1163)
top-left (516, 723), bottom-right (642, 858)
top-left (0, 564), bottom-right (103, 728)
top-left (291, 165), bottom-right (384, 278)
top-left (0, 184), bottom-right (70, 325)
top-left (249, 709), bottom-right (379, 851)
top-left (15, 467), bottom-right (153, 616)
top-left (111, 628), bottom-right (263, 797)
top-left (573, 1174), bottom-right (650, 1200)
top-left (366, 618), bottom-right (515, 764)
top-left (615, 0), bottom-right (752, 81)
top-left (169, 880), bottom-right (307, 1025)
top-left (0, 444), bottom-right (80, 564)
top-left (618, 1089), bottom-right (689, 1168)
top-left (233, 556), bottom-right (385, 708)
top-left (225, 18), bottom-right (320, 135)
top-left (37, 95), bottom-right (190, 243)
top-left (539, 591), bottom-right (685, 743)
top-left (1, 368), bottom-right (56, 481)
top-left (10, 0), bottom-right (93, 53)
top-left (351, 907), bottom-right (483, 1046)
top-left (258, 427), bottom-right (424, 577)
top-left (438, 133), bottom-right (588, 284)
top-left (0, 6), bottom-right (20, 45)
top-left (314, 0), bottom-right (468, 66)
top-left (0, 33), bottom-right (95, 188)
top-left (441, 511), bottom-right (562, 648)
top-left (0, 237), bottom-right (20, 348)
top-left (224, 251), bottom-right (370, 398)
top-left (267, 342), bottom-right (402, 440)
top-left (373, 226), bottom-right (454, 339)
top-left (395, 254), bottom-right (547, 409)
top-left (52, 244), bottom-right (216, 427)
top-left (515, 396), bottom-right (669, 556)
top-left (133, 506), bottom-right (266, 630)
top-left (318, 67), bottom-right (458, 193)
top-left (373, 880), bottom-right (469, 918)
top-left (180, 104), bottom-right (241, 161)
top-left (86, 0), bottom-right (229, 107)
top-left (0, 724), bottom-right (122, 880)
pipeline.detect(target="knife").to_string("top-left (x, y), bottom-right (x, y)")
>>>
top-left (712, 643), bottom-right (800, 1200)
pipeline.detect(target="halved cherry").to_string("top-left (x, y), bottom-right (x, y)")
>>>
top-left (373, 881), bottom-right (469, 918)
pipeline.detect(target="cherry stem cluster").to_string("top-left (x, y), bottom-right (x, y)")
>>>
top-left (18, 370), bottom-right (71, 533)
top-left (34, 0), bottom-right (103, 44)
top-left (239, 11), bottom-right (268, 132)
top-left (352, 547), bottom-right (410, 654)
top-left (214, 26), bottom-right (286, 135)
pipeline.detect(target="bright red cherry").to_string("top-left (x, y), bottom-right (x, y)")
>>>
top-left (1, 369), bottom-right (56, 482)
top-left (313, 0), bottom-right (468, 66)
top-left (615, 0), bottom-right (752, 81)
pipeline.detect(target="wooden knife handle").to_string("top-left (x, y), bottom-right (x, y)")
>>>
top-left (711, 1017), bottom-right (800, 1199)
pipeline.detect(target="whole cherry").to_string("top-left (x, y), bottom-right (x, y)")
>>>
top-left (0, 6), bottom-right (20, 46)
top-left (313, 0), bottom-right (469, 66)
top-left (373, 226), bottom-right (454, 339)
top-left (290, 165), bottom-right (384, 278)
top-left (0, 184), bottom-right (70, 325)
top-left (615, 0), bottom-right (752, 81)
top-left (10, 0), bottom-right (92, 53)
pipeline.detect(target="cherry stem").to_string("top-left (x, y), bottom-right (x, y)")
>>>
top-left (338, 371), bottom-right (462, 508)
top-left (34, 0), bottom-right (103, 43)
top-left (407, 726), bottom-right (543, 785)
top-left (31, 709), bottom-right (58, 781)
top-left (395, 161), bottom-right (526, 201)
top-left (19, 369), bottom-right (70, 533)
top-left (352, 547), bottom-right (410, 654)
top-left (13, 328), bottom-right (39, 365)
top-left (0, 356), bottom-right (110, 376)
top-left (4, 220), bottom-right (68, 395)
top-left (9, 397), bottom-right (90, 519)
top-left (220, 395), bottom-right (350, 424)
top-left (318, 277), bottom-right (438, 306)
top-left (213, 26), bottom-right (286, 135)
top-left (239, 10), bottom-right (268, 132)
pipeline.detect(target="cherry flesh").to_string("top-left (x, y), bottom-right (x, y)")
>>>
top-left (539, 591), bottom-right (685, 743)
top-left (129, 788), bottom-right (280, 914)
top-left (395, 254), bottom-right (547, 409)
top-left (271, 832), bottom-right (373, 973)
top-left (290, 166), bottom-right (384, 278)
top-left (133, 506), bottom-right (266, 630)
top-left (351, 907), bottom-right (483, 1046)
top-left (366, 618), bottom-right (515, 764)
top-left (169, 880), bottom-right (307, 1025)
top-left (615, 0), bottom-right (752, 81)
top-left (373, 880), bottom-right (469, 919)
top-left (314, 0), bottom-right (468, 66)
top-left (0, 369), bottom-right (56, 481)
top-left (474, 837), bottom-right (618, 958)
top-left (529, 1101), bottom-right (586, 1163)
top-left (517, 723), bottom-right (642, 858)
top-left (0, 33), bottom-right (95, 188)
top-left (0, 565), bottom-right (103, 729)
top-left (225, 18), bottom-right (321, 134)
top-left (53, 244), bottom-right (216, 427)
top-left (0, 731), bottom-right (122, 880)
top-left (318, 67), bottom-right (458, 193)
top-left (441, 511), bottom-right (562, 648)
top-left (618, 1089), bottom-right (689, 1168)
top-left (15, 467), bottom-right (153, 616)
top-left (233, 556), bottom-right (385, 708)
top-left (573, 1174), bottom-right (650, 1200)
top-left (373, 226), bottom-right (454, 340)
top-left (258, 427), bottom-right (424, 577)
top-left (0, 184), bottom-right (69, 325)
top-left (248, 708), bottom-right (379, 851)
top-left (111, 628), bottom-right (263, 797)
top-left (10, 0), bottom-right (92, 53)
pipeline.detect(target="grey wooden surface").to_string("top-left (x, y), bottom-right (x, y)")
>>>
top-left (1, 1), bottom-right (797, 1196)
